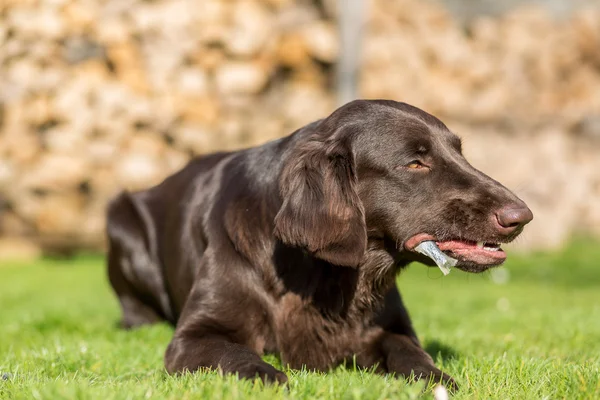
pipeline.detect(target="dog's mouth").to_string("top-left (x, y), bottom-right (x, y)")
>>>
top-left (404, 233), bottom-right (506, 271)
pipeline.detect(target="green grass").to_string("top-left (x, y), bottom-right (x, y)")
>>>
top-left (1, 240), bottom-right (599, 399)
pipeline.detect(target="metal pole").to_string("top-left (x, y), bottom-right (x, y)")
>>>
top-left (337, 0), bottom-right (366, 106)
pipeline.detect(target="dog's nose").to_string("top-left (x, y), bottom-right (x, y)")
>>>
top-left (495, 206), bottom-right (533, 235)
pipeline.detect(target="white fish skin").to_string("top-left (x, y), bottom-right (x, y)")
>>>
top-left (414, 240), bottom-right (458, 275)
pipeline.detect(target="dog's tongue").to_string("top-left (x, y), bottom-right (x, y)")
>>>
top-left (414, 241), bottom-right (457, 275)
top-left (436, 240), bottom-right (478, 251)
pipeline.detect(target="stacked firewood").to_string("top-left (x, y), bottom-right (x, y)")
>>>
top-left (1, 0), bottom-right (599, 258)
top-left (362, 0), bottom-right (600, 250)
top-left (0, 0), bottom-right (338, 257)
top-left (362, 0), bottom-right (600, 127)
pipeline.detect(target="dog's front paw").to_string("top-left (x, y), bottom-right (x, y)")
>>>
top-left (235, 362), bottom-right (288, 384)
top-left (425, 370), bottom-right (458, 392)
top-left (387, 354), bottom-right (458, 391)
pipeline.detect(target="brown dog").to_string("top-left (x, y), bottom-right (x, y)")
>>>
top-left (106, 100), bottom-right (532, 387)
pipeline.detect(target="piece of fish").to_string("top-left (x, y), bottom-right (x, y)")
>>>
top-left (414, 240), bottom-right (457, 275)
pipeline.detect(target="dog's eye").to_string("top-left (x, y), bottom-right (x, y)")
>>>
top-left (406, 160), bottom-right (425, 169)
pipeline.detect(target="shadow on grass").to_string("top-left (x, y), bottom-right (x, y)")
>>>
top-left (425, 340), bottom-right (460, 362)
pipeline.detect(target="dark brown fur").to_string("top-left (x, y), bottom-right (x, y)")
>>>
top-left (106, 100), bottom-right (532, 388)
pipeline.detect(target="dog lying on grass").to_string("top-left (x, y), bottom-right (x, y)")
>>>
top-left (106, 100), bottom-right (532, 388)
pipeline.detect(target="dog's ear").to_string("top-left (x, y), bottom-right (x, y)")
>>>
top-left (274, 127), bottom-right (367, 267)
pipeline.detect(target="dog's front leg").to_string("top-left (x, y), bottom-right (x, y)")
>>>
top-left (163, 254), bottom-right (287, 384)
top-left (361, 287), bottom-right (457, 389)
top-left (164, 333), bottom-right (287, 383)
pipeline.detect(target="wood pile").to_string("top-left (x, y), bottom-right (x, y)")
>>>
top-left (361, 0), bottom-right (600, 250)
top-left (0, 0), bottom-right (599, 258)
top-left (362, 0), bottom-right (600, 127)
top-left (0, 0), bottom-right (337, 256)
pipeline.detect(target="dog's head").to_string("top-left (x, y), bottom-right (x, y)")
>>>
top-left (274, 100), bottom-right (533, 272)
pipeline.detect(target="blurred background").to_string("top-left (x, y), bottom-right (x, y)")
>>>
top-left (1, 0), bottom-right (600, 261)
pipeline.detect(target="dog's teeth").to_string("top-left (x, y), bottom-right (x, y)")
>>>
top-left (483, 245), bottom-right (499, 251)
top-left (477, 241), bottom-right (484, 248)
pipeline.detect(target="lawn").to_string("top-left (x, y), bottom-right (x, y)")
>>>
top-left (1, 241), bottom-right (599, 400)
